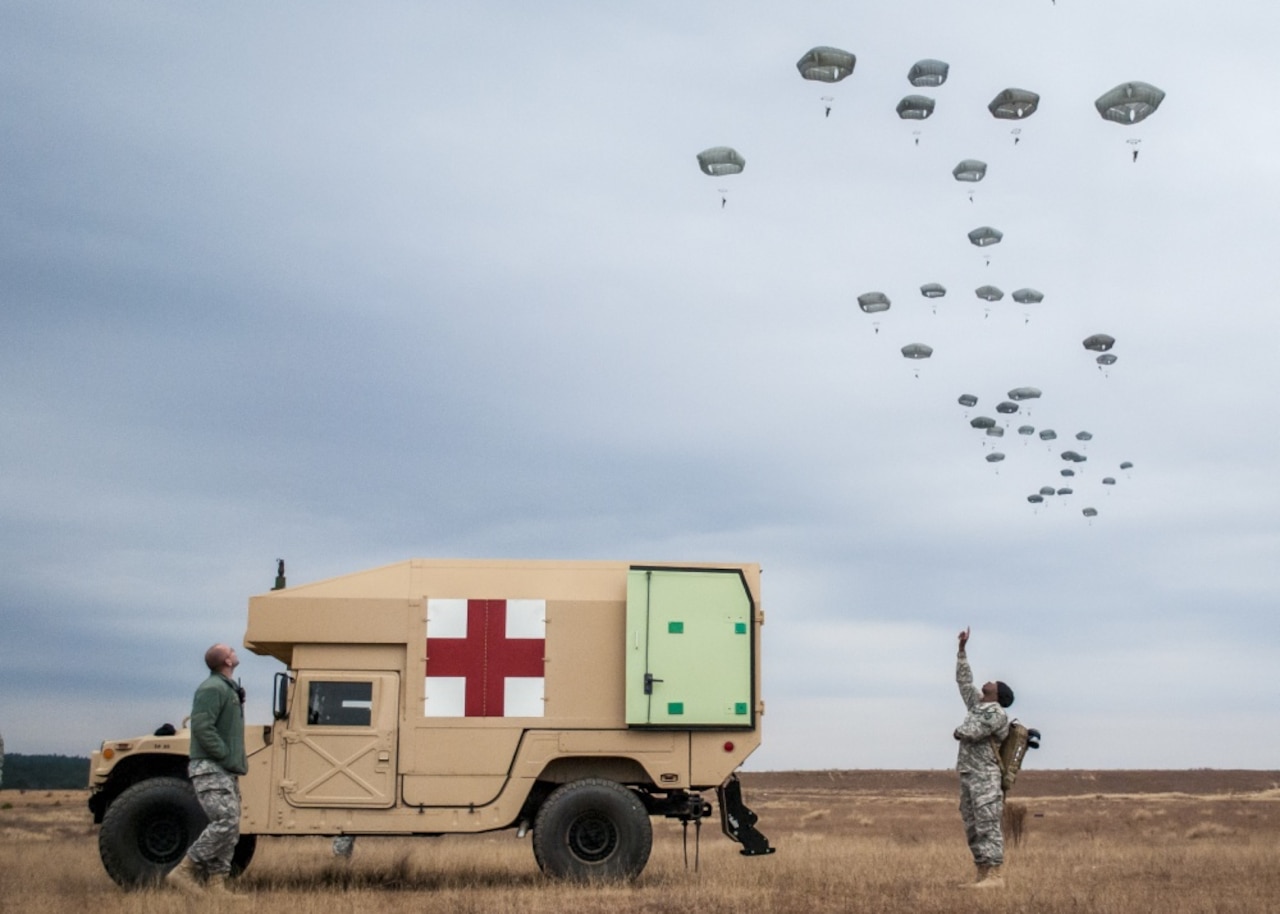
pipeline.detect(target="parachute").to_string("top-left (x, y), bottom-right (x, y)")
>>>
top-left (797, 47), bottom-right (856, 117)
top-left (857, 291), bottom-right (891, 313)
top-left (921, 283), bottom-right (947, 299)
top-left (1027, 494), bottom-right (1044, 504)
top-left (975, 285), bottom-right (1004, 302)
top-left (696, 147), bottom-right (746, 176)
top-left (1061, 468), bottom-right (1075, 477)
top-left (796, 46), bottom-right (856, 83)
top-left (1083, 507), bottom-right (1098, 518)
top-left (897, 95), bottom-right (936, 119)
top-left (1060, 450), bottom-right (1087, 463)
top-left (1018, 425), bottom-right (1035, 436)
top-left (986, 452), bottom-right (1006, 463)
top-left (1008, 387), bottom-right (1041, 401)
top-left (1039, 429), bottom-right (1057, 441)
top-left (986, 426), bottom-right (1005, 438)
top-left (1120, 461), bottom-right (1134, 470)
top-left (1076, 431), bottom-right (1093, 441)
top-left (1097, 353), bottom-right (1118, 366)
top-left (953, 160), bottom-right (987, 182)
top-left (1095, 81), bottom-right (1165, 125)
top-left (968, 226), bottom-right (1003, 247)
top-left (989, 88), bottom-right (1040, 119)
top-left (1012, 288), bottom-right (1043, 304)
top-left (1039, 486), bottom-right (1056, 496)
top-left (1083, 333), bottom-right (1116, 352)
top-left (996, 401), bottom-right (1019, 414)
top-left (1102, 477), bottom-right (1116, 485)
top-left (958, 393), bottom-right (978, 408)
top-left (1057, 487), bottom-right (1073, 496)
top-left (900, 343), bottom-right (933, 359)
top-left (908, 59), bottom-right (949, 87)
top-left (970, 416), bottom-right (996, 429)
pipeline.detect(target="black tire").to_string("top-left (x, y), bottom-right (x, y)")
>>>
top-left (531, 778), bottom-right (652, 882)
top-left (97, 776), bottom-right (256, 888)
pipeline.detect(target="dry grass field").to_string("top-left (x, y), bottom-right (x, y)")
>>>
top-left (3, 770), bottom-right (1279, 914)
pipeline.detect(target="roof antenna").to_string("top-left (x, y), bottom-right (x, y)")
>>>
top-left (273, 558), bottom-right (286, 590)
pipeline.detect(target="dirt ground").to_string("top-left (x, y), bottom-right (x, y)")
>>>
top-left (741, 769), bottom-right (1280, 797)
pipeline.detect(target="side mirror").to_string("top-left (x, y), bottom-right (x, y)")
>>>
top-left (273, 671), bottom-right (292, 721)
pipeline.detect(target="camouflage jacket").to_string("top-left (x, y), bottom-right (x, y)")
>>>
top-left (955, 650), bottom-right (1009, 775)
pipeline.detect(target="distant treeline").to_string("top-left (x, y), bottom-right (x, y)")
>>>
top-left (2, 754), bottom-right (91, 790)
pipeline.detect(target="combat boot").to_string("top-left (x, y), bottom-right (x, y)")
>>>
top-left (971, 864), bottom-right (1005, 889)
top-left (205, 875), bottom-right (249, 901)
top-left (166, 856), bottom-right (204, 894)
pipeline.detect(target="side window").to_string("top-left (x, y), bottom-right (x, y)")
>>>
top-left (306, 681), bottom-right (373, 726)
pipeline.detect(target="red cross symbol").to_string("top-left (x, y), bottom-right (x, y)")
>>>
top-left (426, 599), bottom-right (545, 716)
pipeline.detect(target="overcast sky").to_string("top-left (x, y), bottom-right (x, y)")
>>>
top-left (3, 1), bottom-right (1278, 771)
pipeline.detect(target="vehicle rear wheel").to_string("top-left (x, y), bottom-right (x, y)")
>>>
top-left (532, 778), bottom-right (652, 882)
top-left (97, 776), bottom-right (256, 888)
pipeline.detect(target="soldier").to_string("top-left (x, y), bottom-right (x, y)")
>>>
top-left (167, 643), bottom-right (248, 898)
top-left (953, 627), bottom-right (1013, 889)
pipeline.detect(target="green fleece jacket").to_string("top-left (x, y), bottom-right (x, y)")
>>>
top-left (188, 672), bottom-right (247, 775)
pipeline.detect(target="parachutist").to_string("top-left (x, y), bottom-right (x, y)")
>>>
top-left (1013, 136), bottom-right (1020, 145)
top-left (914, 137), bottom-right (919, 146)
top-left (721, 196), bottom-right (727, 208)
top-left (825, 106), bottom-right (831, 118)
top-left (1132, 149), bottom-right (1139, 162)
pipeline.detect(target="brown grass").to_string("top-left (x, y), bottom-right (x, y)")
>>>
top-left (3, 772), bottom-right (1280, 913)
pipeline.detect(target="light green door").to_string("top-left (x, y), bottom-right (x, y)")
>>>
top-left (625, 567), bottom-right (754, 727)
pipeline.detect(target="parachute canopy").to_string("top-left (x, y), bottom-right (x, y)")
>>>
top-left (1097, 353), bottom-right (1118, 366)
top-left (696, 147), bottom-right (746, 176)
top-left (1095, 81), bottom-right (1165, 125)
top-left (897, 95), bottom-right (936, 119)
top-left (975, 285), bottom-right (1004, 302)
top-left (1083, 507), bottom-right (1098, 518)
top-left (921, 282), bottom-right (947, 298)
top-left (1057, 487), bottom-right (1074, 496)
top-left (996, 401), bottom-right (1019, 414)
top-left (1083, 333), bottom-right (1116, 352)
top-left (1061, 450), bottom-right (1087, 463)
top-left (901, 342), bottom-right (933, 359)
top-left (1018, 425), bottom-right (1035, 436)
top-left (952, 159), bottom-right (987, 182)
top-left (1039, 429), bottom-right (1058, 441)
top-left (1076, 431), bottom-right (1093, 441)
top-left (958, 393), bottom-right (978, 408)
top-left (857, 291), bottom-right (891, 313)
top-left (796, 46), bottom-right (856, 83)
top-left (1008, 386), bottom-right (1041, 401)
top-left (1012, 288), bottom-right (1043, 304)
top-left (986, 426), bottom-right (1005, 438)
top-left (968, 226), bottom-right (1003, 247)
top-left (989, 88), bottom-right (1040, 119)
top-left (908, 59), bottom-right (949, 87)
top-left (1027, 494), bottom-right (1044, 504)
top-left (1102, 477), bottom-right (1116, 485)
top-left (1120, 461), bottom-right (1134, 470)
top-left (970, 416), bottom-right (996, 429)
top-left (986, 452), bottom-right (1006, 463)
top-left (1039, 486), bottom-right (1056, 496)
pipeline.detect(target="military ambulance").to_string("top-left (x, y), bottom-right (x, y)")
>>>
top-left (88, 559), bottom-right (774, 885)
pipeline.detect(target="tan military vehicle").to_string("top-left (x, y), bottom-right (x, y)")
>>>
top-left (88, 559), bottom-right (774, 886)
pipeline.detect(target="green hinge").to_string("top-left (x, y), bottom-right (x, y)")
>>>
top-left (734, 621), bottom-right (747, 634)
top-left (667, 702), bottom-right (684, 715)
top-left (668, 621), bottom-right (684, 634)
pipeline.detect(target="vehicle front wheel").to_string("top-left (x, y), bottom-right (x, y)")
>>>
top-left (531, 778), bottom-right (652, 882)
top-left (97, 776), bottom-right (255, 888)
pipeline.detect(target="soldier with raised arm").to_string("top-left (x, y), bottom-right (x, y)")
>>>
top-left (953, 627), bottom-right (1013, 888)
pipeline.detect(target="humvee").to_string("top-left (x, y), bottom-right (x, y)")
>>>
top-left (88, 559), bottom-right (774, 885)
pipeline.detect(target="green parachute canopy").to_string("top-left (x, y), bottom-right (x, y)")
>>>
top-left (989, 88), bottom-right (1040, 119)
top-left (908, 59), bottom-right (949, 87)
top-left (1095, 81), bottom-right (1165, 125)
top-left (796, 47), bottom-right (856, 83)
top-left (952, 159), bottom-right (988, 182)
top-left (857, 291), bottom-right (891, 313)
top-left (696, 147), bottom-right (746, 176)
top-left (897, 95), bottom-right (936, 119)
top-left (968, 226), bottom-right (1003, 247)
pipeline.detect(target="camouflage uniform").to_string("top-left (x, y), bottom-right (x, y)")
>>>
top-left (185, 672), bottom-right (248, 876)
top-left (955, 649), bottom-right (1009, 867)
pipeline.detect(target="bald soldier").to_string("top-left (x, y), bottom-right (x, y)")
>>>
top-left (167, 643), bottom-right (248, 898)
top-left (953, 627), bottom-right (1013, 888)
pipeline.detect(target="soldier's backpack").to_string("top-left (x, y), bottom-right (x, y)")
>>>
top-left (991, 720), bottom-right (1041, 793)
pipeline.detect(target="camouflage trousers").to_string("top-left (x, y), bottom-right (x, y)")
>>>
top-left (187, 760), bottom-right (241, 876)
top-left (958, 767), bottom-right (1004, 866)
